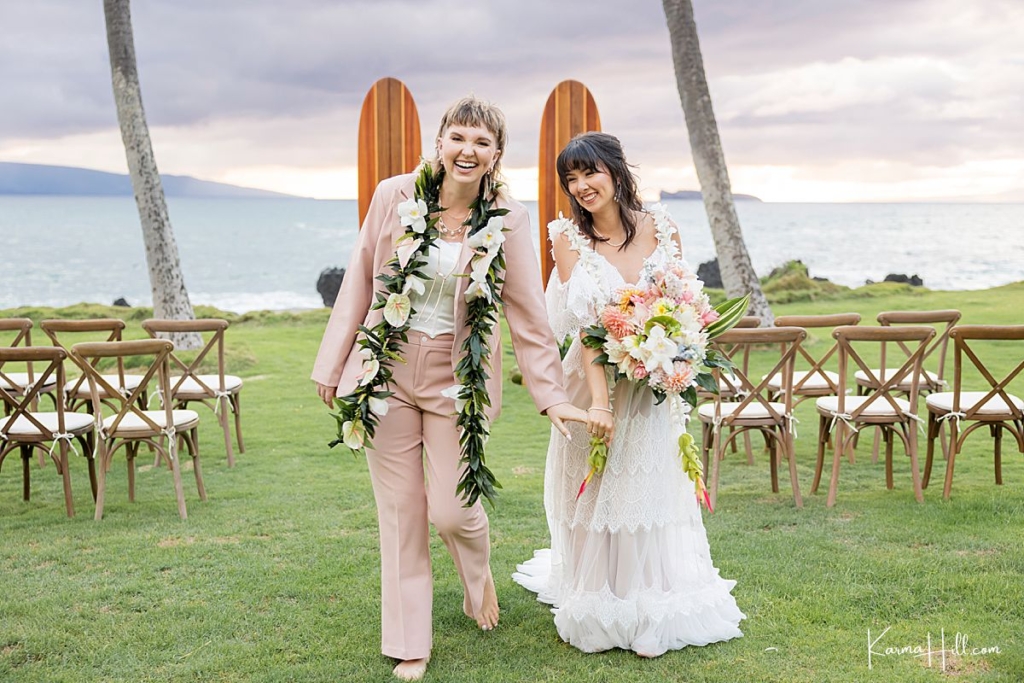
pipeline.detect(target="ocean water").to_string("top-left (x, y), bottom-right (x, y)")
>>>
top-left (1, 196), bottom-right (1022, 313)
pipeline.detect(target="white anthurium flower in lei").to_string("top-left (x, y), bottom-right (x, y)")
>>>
top-left (640, 325), bottom-right (677, 375)
top-left (383, 292), bottom-right (412, 327)
top-left (396, 236), bottom-right (423, 269)
top-left (402, 275), bottom-right (426, 297)
top-left (470, 251), bottom-right (497, 282)
top-left (467, 216), bottom-right (505, 253)
top-left (367, 395), bottom-right (390, 417)
top-left (356, 348), bottom-right (381, 387)
top-left (397, 198), bottom-right (429, 234)
top-left (465, 278), bottom-right (493, 304)
top-left (342, 419), bottom-right (366, 449)
top-left (441, 384), bottom-right (468, 413)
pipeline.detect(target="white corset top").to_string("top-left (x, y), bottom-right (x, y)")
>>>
top-left (407, 239), bottom-right (462, 337)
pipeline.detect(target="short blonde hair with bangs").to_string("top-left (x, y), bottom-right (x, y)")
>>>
top-left (433, 96), bottom-right (508, 196)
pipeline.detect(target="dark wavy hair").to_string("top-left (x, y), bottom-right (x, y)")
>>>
top-left (556, 132), bottom-right (645, 250)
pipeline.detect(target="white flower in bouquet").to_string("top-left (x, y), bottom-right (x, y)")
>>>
top-left (672, 304), bottom-right (703, 333)
top-left (605, 338), bottom-right (635, 375)
top-left (640, 326), bottom-right (677, 375)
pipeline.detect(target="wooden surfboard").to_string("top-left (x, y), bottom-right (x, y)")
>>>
top-left (538, 80), bottom-right (601, 281)
top-left (357, 77), bottom-right (422, 226)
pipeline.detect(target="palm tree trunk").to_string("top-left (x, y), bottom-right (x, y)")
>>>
top-left (662, 0), bottom-right (773, 325)
top-left (104, 0), bottom-right (200, 348)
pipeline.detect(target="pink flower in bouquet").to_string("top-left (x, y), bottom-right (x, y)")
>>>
top-left (617, 287), bottom-right (645, 311)
top-left (633, 364), bottom-right (649, 380)
top-left (701, 309), bottom-right (721, 326)
top-left (632, 301), bottom-right (651, 322)
top-left (662, 362), bottom-right (696, 393)
top-left (601, 306), bottom-right (637, 339)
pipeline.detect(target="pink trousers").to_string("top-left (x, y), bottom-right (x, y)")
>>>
top-left (365, 332), bottom-right (490, 660)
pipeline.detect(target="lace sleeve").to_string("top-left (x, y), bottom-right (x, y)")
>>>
top-left (545, 216), bottom-right (605, 343)
top-left (545, 266), bottom-right (603, 343)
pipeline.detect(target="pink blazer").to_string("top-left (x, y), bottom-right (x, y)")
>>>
top-left (312, 173), bottom-right (568, 420)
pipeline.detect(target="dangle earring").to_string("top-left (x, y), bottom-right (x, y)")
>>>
top-left (484, 165), bottom-right (496, 197)
top-left (614, 184), bottom-right (622, 203)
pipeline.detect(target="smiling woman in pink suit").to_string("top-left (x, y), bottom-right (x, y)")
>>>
top-left (312, 96), bottom-right (585, 682)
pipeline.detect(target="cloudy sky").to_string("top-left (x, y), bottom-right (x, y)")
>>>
top-left (2, 0), bottom-right (1023, 201)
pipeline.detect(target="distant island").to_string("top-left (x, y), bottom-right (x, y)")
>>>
top-left (659, 190), bottom-right (762, 202)
top-left (0, 162), bottom-right (304, 198)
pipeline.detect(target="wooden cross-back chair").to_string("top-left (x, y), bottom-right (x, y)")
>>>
top-left (812, 325), bottom-right (935, 507)
top-left (924, 325), bottom-right (1024, 499)
top-left (142, 318), bottom-right (244, 467)
top-left (855, 309), bottom-right (961, 463)
top-left (697, 316), bottom-right (761, 464)
top-left (70, 339), bottom-right (205, 520)
top-left (40, 318), bottom-right (146, 413)
top-left (768, 313), bottom-right (862, 407)
top-left (0, 346), bottom-right (95, 517)
top-left (0, 318), bottom-right (57, 413)
top-left (697, 326), bottom-right (807, 509)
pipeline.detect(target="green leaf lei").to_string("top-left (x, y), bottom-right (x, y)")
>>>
top-left (329, 163), bottom-right (510, 507)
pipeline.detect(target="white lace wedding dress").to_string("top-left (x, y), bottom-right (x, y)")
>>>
top-left (512, 207), bottom-right (745, 655)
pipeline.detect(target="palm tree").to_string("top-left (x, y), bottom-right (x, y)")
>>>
top-left (661, 0), bottom-right (773, 325)
top-left (104, 0), bottom-right (200, 348)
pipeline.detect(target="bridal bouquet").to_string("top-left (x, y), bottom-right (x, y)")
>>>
top-left (579, 262), bottom-right (749, 511)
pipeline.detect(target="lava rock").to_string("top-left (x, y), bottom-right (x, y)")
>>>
top-left (697, 259), bottom-right (723, 289)
top-left (883, 273), bottom-right (924, 287)
top-left (112, 297), bottom-right (130, 307)
top-left (317, 267), bottom-right (346, 307)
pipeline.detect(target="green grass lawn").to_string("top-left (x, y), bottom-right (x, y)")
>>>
top-left (2, 283), bottom-right (1023, 682)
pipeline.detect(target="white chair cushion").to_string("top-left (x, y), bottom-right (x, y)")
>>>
top-left (816, 395), bottom-right (912, 417)
top-left (0, 372), bottom-right (58, 391)
top-left (854, 367), bottom-right (938, 387)
top-left (765, 370), bottom-right (840, 391)
top-left (0, 411), bottom-right (94, 438)
top-left (698, 401), bottom-right (788, 421)
top-left (170, 374), bottom-right (243, 398)
top-left (102, 410), bottom-right (199, 437)
top-left (68, 373), bottom-right (146, 398)
top-left (926, 391), bottom-right (1024, 416)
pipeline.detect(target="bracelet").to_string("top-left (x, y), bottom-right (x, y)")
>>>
top-left (587, 406), bottom-right (614, 414)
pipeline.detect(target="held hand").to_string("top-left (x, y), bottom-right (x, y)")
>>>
top-left (546, 402), bottom-right (587, 440)
top-left (315, 381), bottom-right (336, 408)
top-left (586, 406), bottom-right (615, 443)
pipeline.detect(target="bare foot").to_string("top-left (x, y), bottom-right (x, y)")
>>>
top-left (635, 650), bottom-right (662, 659)
top-left (393, 658), bottom-right (429, 681)
top-left (477, 571), bottom-right (500, 631)
top-left (463, 570), bottom-right (500, 631)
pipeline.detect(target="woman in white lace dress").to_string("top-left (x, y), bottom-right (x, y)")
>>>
top-left (513, 132), bottom-right (745, 657)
